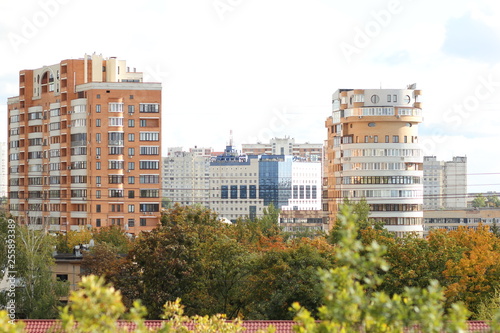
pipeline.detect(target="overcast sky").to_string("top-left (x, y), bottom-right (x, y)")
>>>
top-left (1, 0), bottom-right (500, 193)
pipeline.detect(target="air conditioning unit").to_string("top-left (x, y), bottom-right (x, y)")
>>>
top-left (96, 156), bottom-right (100, 159)
top-left (97, 184), bottom-right (101, 187)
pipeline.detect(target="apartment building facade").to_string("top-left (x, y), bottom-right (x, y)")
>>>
top-left (324, 85), bottom-right (424, 236)
top-left (162, 146), bottom-right (212, 207)
top-left (0, 142), bottom-right (7, 197)
top-left (242, 137), bottom-right (323, 161)
top-left (7, 53), bottom-right (162, 234)
top-left (423, 156), bottom-right (467, 209)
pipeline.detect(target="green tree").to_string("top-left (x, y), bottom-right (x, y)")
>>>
top-left (486, 195), bottom-right (500, 208)
top-left (0, 221), bottom-right (68, 319)
top-left (292, 205), bottom-right (469, 333)
top-left (92, 225), bottom-right (132, 253)
top-left (472, 194), bottom-right (487, 208)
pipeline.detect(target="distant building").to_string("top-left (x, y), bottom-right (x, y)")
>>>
top-left (209, 145), bottom-right (322, 223)
top-left (242, 137), bottom-right (323, 161)
top-left (162, 147), bottom-right (213, 207)
top-left (423, 156), bottom-right (467, 209)
top-left (0, 142), bottom-right (7, 197)
top-left (324, 85), bottom-right (424, 236)
top-left (7, 53), bottom-right (162, 234)
top-left (424, 208), bottom-right (500, 236)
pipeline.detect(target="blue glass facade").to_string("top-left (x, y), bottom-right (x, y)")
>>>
top-left (258, 155), bottom-right (292, 208)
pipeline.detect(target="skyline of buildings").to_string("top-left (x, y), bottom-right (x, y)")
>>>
top-left (7, 54), bottom-right (162, 234)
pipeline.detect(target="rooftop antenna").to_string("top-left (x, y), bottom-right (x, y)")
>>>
top-left (229, 130), bottom-right (233, 147)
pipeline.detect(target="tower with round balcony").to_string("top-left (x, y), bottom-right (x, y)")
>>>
top-left (324, 85), bottom-right (423, 236)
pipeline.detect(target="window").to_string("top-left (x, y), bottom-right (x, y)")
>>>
top-left (96, 94), bottom-right (101, 99)
top-left (128, 219), bottom-right (135, 227)
top-left (109, 103), bottom-right (124, 112)
top-left (96, 162), bottom-right (101, 170)
top-left (96, 176), bottom-right (101, 184)
top-left (306, 185), bottom-right (311, 199)
top-left (96, 104), bottom-right (101, 113)
top-left (293, 185), bottom-right (298, 199)
top-left (249, 185), bottom-right (257, 199)
top-left (96, 133), bottom-right (101, 143)
top-left (128, 162), bottom-right (135, 170)
top-left (109, 189), bottom-right (124, 198)
top-left (128, 205), bottom-right (135, 213)
top-left (393, 135), bottom-right (399, 143)
top-left (140, 146), bottom-right (159, 155)
top-left (108, 160), bottom-right (124, 169)
top-left (139, 103), bottom-right (159, 113)
top-left (139, 161), bottom-right (159, 169)
top-left (128, 148), bottom-right (135, 156)
top-left (404, 136), bottom-right (408, 143)
top-left (140, 204), bottom-right (159, 212)
top-left (299, 185), bottom-right (304, 199)
top-left (96, 119), bottom-right (101, 127)
top-left (139, 132), bottom-right (159, 141)
top-left (128, 133), bottom-right (135, 142)
top-left (109, 117), bottom-right (123, 126)
top-left (96, 204), bottom-right (101, 213)
top-left (240, 185), bottom-right (247, 199)
top-left (364, 136), bottom-right (369, 143)
top-left (221, 186), bottom-right (228, 199)
top-left (128, 119), bottom-right (135, 127)
top-left (96, 190), bottom-right (101, 199)
top-left (385, 135), bottom-right (389, 143)
top-left (140, 175), bottom-right (159, 184)
top-left (57, 274), bottom-right (68, 282)
top-left (371, 95), bottom-right (379, 104)
top-left (128, 105), bottom-right (135, 114)
top-left (387, 95), bottom-right (391, 102)
top-left (312, 185), bottom-right (317, 199)
top-left (128, 176), bottom-right (135, 184)
top-left (230, 185), bottom-right (238, 199)
top-left (374, 135), bottom-right (378, 143)
top-left (140, 189), bottom-right (159, 198)
top-left (128, 190), bottom-right (135, 198)
top-left (393, 95), bottom-right (397, 102)
top-left (140, 218), bottom-right (146, 226)
top-left (108, 175), bottom-right (124, 184)
top-left (108, 146), bottom-right (124, 155)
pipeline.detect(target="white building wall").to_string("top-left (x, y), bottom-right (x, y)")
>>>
top-left (0, 142), bottom-right (7, 197)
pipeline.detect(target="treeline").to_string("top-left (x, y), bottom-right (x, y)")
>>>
top-left (3, 201), bottom-right (500, 321)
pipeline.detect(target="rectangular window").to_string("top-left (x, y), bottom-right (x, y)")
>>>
top-left (108, 146), bottom-right (124, 155)
top-left (128, 176), bottom-right (135, 184)
top-left (139, 160), bottom-right (159, 169)
top-left (140, 218), bottom-right (146, 226)
top-left (299, 185), bottom-right (304, 199)
top-left (364, 136), bottom-right (369, 143)
top-left (140, 146), bottom-right (159, 155)
top-left (96, 162), bottom-right (101, 170)
top-left (96, 133), bottom-right (101, 143)
top-left (293, 185), bottom-right (298, 199)
top-left (240, 185), bottom-right (247, 199)
top-left (249, 185), bottom-right (257, 199)
top-left (393, 135), bottom-right (399, 143)
top-left (387, 95), bottom-right (391, 102)
top-left (96, 204), bottom-right (101, 213)
top-left (312, 185), bottom-right (317, 199)
top-left (221, 186), bottom-right (228, 199)
top-left (108, 117), bottom-right (124, 126)
top-left (128, 133), bottom-right (135, 142)
top-left (96, 176), bottom-right (101, 184)
top-left (96, 104), bottom-right (101, 113)
top-left (108, 175), bottom-right (124, 184)
top-left (128, 105), bottom-right (135, 114)
top-left (128, 148), bottom-right (135, 156)
top-left (96, 219), bottom-right (101, 227)
top-left (109, 103), bottom-right (124, 112)
top-left (306, 185), bottom-right (311, 199)
top-left (140, 175), bottom-right (159, 184)
top-left (128, 219), bottom-right (135, 227)
top-left (128, 205), bottom-right (135, 213)
top-left (404, 136), bottom-right (408, 143)
top-left (374, 135), bottom-right (378, 143)
top-left (230, 185), bottom-right (238, 199)
top-left (385, 135), bottom-right (389, 143)
top-left (109, 189), bottom-right (124, 198)
top-left (128, 190), bottom-right (135, 198)
top-left (393, 95), bottom-right (397, 102)
top-left (139, 132), bottom-right (159, 141)
top-left (108, 160), bottom-right (124, 169)
top-left (140, 189), bottom-right (159, 198)
top-left (139, 103), bottom-right (159, 113)
top-left (128, 119), bottom-right (135, 127)
top-left (140, 204), bottom-right (160, 212)
top-left (96, 190), bottom-right (101, 199)
top-left (96, 119), bottom-right (101, 127)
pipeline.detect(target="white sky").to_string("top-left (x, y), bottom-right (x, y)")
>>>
top-left (1, 0), bottom-right (500, 193)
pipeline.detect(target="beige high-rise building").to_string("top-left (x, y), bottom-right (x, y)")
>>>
top-left (7, 54), bottom-right (162, 234)
top-left (0, 142), bottom-right (7, 198)
top-left (324, 85), bottom-right (424, 236)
